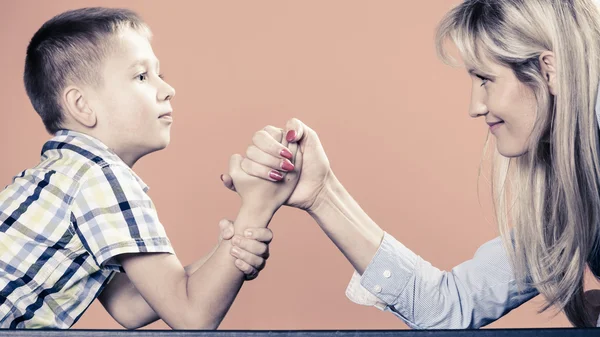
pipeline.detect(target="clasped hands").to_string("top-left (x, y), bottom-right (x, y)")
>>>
top-left (218, 118), bottom-right (333, 280)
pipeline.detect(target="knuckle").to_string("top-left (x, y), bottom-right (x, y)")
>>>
top-left (245, 145), bottom-right (259, 158)
top-left (258, 260), bottom-right (266, 270)
top-left (241, 263), bottom-right (252, 274)
top-left (252, 131), bottom-right (262, 144)
top-left (237, 238), bottom-right (249, 250)
top-left (255, 258), bottom-right (265, 270)
top-left (245, 265), bottom-right (256, 275)
top-left (253, 130), bottom-right (268, 143)
top-left (240, 158), bottom-right (252, 172)
top-left (238, 249), bottom-right (249, 261)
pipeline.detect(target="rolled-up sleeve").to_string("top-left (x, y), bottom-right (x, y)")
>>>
top-left (346, 232), bottom-right (539, 329)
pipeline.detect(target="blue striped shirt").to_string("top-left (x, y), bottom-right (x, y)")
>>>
top-left (345, 232), bottom-right (600, 327)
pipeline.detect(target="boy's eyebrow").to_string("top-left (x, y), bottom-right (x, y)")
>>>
top-left (128, 58), bottom-right (160, 70)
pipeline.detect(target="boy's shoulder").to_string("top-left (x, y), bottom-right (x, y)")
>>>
top-left (40, 130), bottom-right (148, 190)
top-left (2, 130), bottom-right (149, 209)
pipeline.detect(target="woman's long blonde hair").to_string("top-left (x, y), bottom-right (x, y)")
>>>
top-left (436, 0), bottom-right (600, 327)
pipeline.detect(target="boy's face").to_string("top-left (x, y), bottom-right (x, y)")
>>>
top-left (87, 28), bottom-right (175, 166)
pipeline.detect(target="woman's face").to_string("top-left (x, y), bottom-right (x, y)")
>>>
top-left (467, 57), bottom-right (538, 157)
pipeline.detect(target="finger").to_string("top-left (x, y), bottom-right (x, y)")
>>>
top-left (263, 125), bottom-right (284, 143)
top-left (282, 120), bottom-right (304, 176)
top-left (218, 219), bottom-right (235, 240)
top-left (252, 130), bottom-right (294, 161)
top-left (281, 137), bottom-right (302, 184)
top-left (234, 259), bottom-right (259, 280)
top-left (231, 244), bottom-right (266, 269)
top-left (242, 227), bottom-right (273, 244)
top-left (220, 173), bottom-right (236, 192)
top-left (246, 145), bottom-right (295, 172)
top-left (228, 153), bottom-right (244, 182)
top-left (240, 157), bottom-right (285, 182)
top-left (284, 118), bottom-right (306, 143)
top-left (232, 235), bottom-right (269, 257)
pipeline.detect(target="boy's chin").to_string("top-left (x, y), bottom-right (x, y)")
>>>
top-left (141, 137), bottom-right (171, 157)
top-left (153, 138), bottom-right (171, 151)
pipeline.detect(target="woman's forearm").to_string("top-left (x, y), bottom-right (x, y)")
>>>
top-left (307, 172), bottom-right (384, 274)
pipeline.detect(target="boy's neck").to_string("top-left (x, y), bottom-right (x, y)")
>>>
top-left (57, 127), bottom-right (141, 168)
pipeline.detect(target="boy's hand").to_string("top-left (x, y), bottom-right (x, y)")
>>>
top-left (219, 219), bottom-right (272, 280)
top-left (227, 130), bottom-right (303, 215)
top-left (223, 119), bottom-right (331, 212)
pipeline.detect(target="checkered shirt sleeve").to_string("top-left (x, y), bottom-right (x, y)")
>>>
top-left (71, 163), bottom-right (174, 271)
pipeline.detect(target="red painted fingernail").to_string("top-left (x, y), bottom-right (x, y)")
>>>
top-left (269, 170), bottom-right (283, 181)
top-left (220, 174), bottom-right (224, 181)
top-left (281, 159), bottom-right (294, 171)
top-left (280, 148), bottom-right (293, 159)
top-left (286, 130), bottom-right (296, 142)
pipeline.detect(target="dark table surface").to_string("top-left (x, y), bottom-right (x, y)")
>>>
top-left (0, 329), bottom-right (598, 337)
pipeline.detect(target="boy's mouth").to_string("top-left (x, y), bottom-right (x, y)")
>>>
top-left (159, 111), bottom-right (173, 120)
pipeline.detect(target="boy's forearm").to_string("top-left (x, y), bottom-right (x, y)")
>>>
top-left (181, 206), bottom-right (274, 329)
top-left (104, 208), bottom-right (273, 329)
top-left (101, 248), bottom-right (220, 329)
top-left (183, 246), bottom-right (218, 276)
top-left (308, 172), bottom-right (384, 275)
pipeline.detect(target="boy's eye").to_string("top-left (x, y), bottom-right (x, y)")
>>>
top-left (137, 72), bottom-right (148, 81)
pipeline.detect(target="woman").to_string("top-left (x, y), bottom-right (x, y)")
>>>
top-left (224, 0), bottom-right (600, 328)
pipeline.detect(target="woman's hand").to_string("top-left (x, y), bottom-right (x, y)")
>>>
top-left (223, 118), bottom-right (332, 212)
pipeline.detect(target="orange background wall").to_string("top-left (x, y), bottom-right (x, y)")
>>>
top-left (0, 0), bottom-right (581, 329)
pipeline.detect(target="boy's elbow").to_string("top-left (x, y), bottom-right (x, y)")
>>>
top-left (174, 311), bottom-right (220, 330)
top-left (113, 314), bottom-right (145, 330)
top-left (120, 321), bottom-right (141, 330)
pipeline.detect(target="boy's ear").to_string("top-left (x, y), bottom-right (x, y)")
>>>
top-left (63, 86), bottom-right (97, 128)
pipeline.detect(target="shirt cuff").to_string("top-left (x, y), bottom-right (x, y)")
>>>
top-left (345, 231), bottom-right (419, 308)
top-left (97, 236), bottom-right (175, 271)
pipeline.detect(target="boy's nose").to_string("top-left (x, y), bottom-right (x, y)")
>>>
top-left (160, 85), bottom-right (176, 101)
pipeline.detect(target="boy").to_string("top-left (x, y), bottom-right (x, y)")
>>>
top-left (0, 7), bottom-right (297, 329)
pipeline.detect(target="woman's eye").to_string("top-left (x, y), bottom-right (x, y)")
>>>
top-left (476, 74), bottom-right (489, 86)
top-left (137, 73), bottom-right (148, 81)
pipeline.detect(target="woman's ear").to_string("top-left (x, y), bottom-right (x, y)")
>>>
top-left (539, 51), bottom-right (557, 96)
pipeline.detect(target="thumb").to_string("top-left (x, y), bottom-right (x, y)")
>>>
top-left (284, 118), bottom-right (306, 144)
top-left (218, 218), bottom-right (235, 241)
top-left (220, 173), bottom-right (236, 192)
top-left (227, 153), bottom-right (244, 183)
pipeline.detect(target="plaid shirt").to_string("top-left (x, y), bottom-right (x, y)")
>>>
top-left (0, 130), bottom-right (174, 328)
